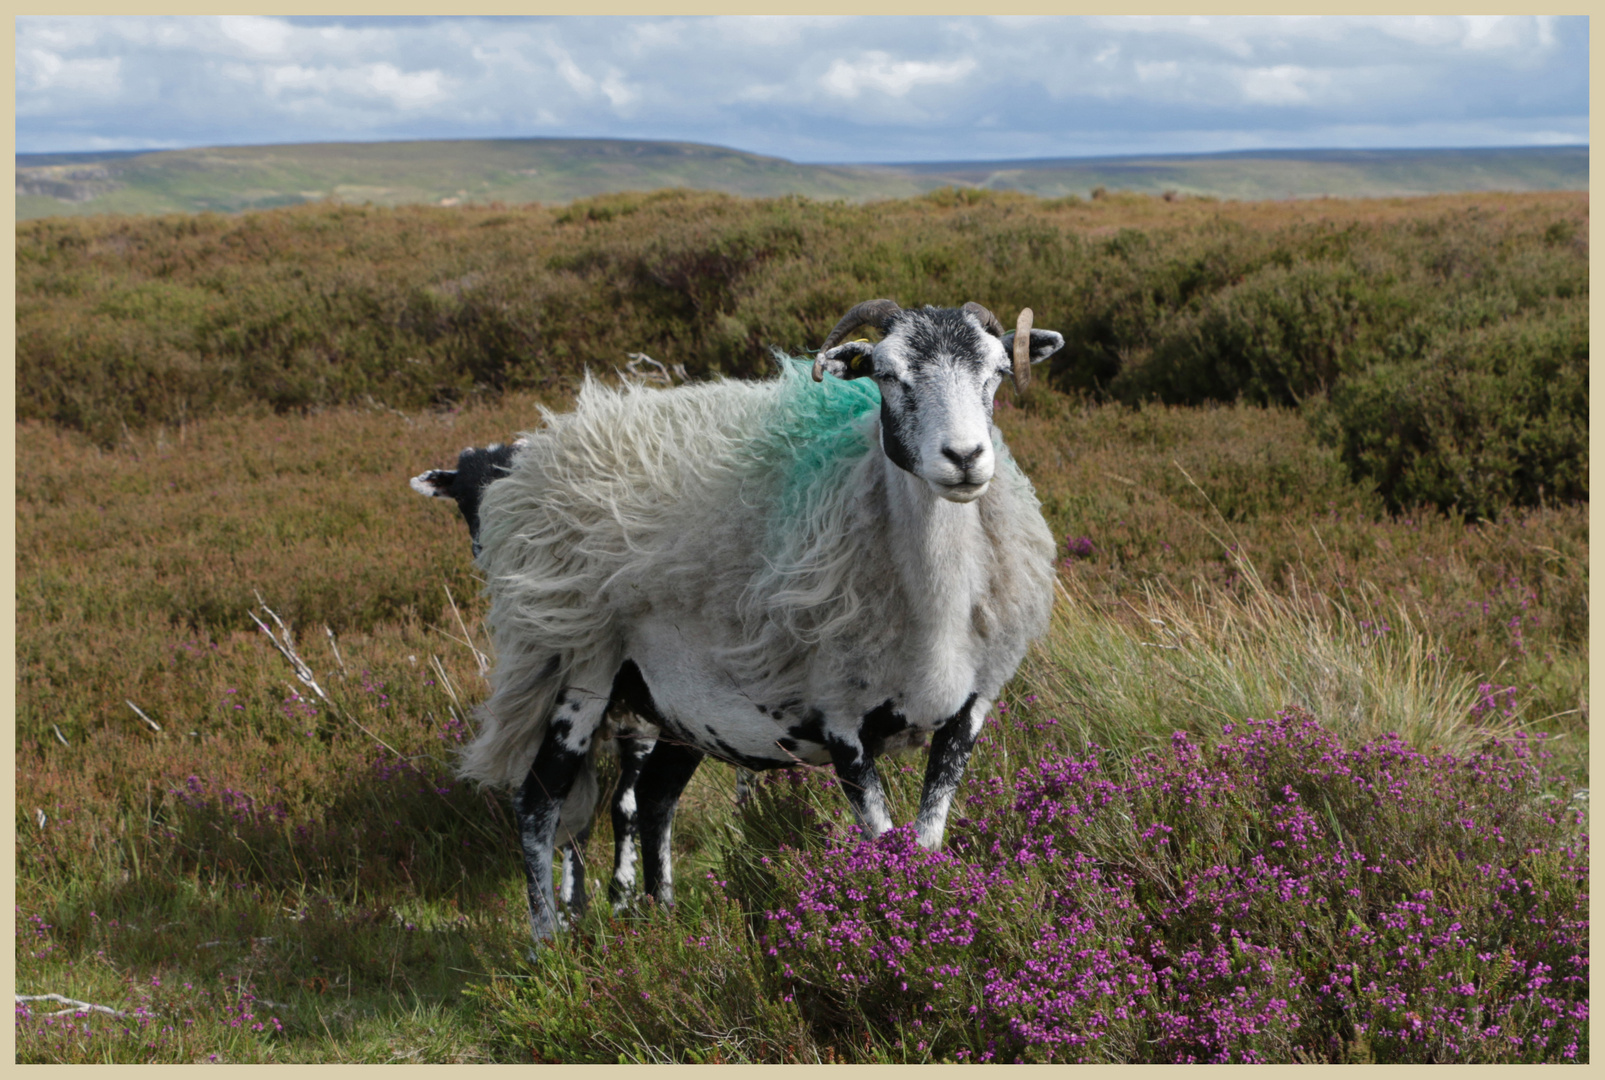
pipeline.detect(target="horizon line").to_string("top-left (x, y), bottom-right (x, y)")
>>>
top-left (16, 135), bottom-right (1591, 170)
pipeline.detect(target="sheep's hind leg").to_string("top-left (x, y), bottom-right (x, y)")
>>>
top-left (515, 681), bottom-right (609, 943)
top-left (608, 731), bottom-right (657, 907)
top-left (636, 739), bottom-right (704, 909)
top-left (556, 824), bottom-right (593, 923)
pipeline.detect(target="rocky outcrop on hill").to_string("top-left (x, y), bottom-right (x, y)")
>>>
top-left (16, 164), bottom-right (125, 202)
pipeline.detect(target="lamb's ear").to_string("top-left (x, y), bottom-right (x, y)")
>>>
top-left (814, 341), bottom-right (876, 380)
top-left (410, 469), bottom-right (458, 498)
top-left (999, 329), bottom-right (1065, 365)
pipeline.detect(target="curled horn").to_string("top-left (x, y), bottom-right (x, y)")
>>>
top-left (1013, 307), bottom-right (1034, 389)
top-left (813, 299), bottom-right (903, 382)
top-left (961, 301), bottom-right (1005, 338)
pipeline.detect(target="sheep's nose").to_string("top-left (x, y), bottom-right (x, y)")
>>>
top-left (942, 443), bottom-right (986, 470)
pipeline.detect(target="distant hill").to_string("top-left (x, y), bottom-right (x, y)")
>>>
top-left (15, 138), bottom-right (1589, 220)
top-left (885, 145), bottom-right (1591, 202)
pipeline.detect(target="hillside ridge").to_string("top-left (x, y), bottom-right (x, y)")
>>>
top-left (16, 137), bottom-right (1589, 220)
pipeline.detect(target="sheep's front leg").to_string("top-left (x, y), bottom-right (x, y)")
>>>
top-left (825, 732), bottom-right (894, 840)
top-left (515, 688), bottom-right (606, 943)
top-left (914, 694), bottom-right (984, 849)
top-left (636, 739), bottom-right (704, 908)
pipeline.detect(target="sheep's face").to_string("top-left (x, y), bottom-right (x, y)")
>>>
top-left (819, 307), bottom-right (1064, 503)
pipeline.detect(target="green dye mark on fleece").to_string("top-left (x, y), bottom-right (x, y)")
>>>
top-left (748, 356), bottom-right (881, 526)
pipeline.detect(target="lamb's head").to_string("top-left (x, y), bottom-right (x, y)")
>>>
top-left (410, 439), bottom-right (525, 556)
top-left (813, 300), bottom-right (1064, 502)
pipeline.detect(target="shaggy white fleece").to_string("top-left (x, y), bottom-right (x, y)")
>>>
top-left (460, 360), bottom-right (1055, 791)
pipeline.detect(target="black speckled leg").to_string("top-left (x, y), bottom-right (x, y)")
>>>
top-left (826, 731), bottom-right (894, 840)
top-left (514, 682), bottom-right (606, 943)
top-left (914, 694), bottom-right (982, 849)
top-left (608, 731), bottom-right (658, 906)
top-left (636, 739), bottom-right (705, 908)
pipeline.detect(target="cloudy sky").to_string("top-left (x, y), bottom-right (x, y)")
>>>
top-left (16, 15), bottom-right (1589, 162)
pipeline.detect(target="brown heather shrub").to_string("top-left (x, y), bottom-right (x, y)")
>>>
top-left (15, 190), bottom-right (1586, 515)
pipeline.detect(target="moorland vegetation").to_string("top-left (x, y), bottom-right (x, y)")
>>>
top-left (15, 188), bottom-right (1587, 1062)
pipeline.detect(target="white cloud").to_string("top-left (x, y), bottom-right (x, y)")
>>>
top-left (550, 47), bottom-right (596, 97)
top-left (253, 61), bottom-right (448, 109)
top-left (1460, 16), bottom-right (1510, 50)
top-left (734, 83), bottom-right (786, 104)
top-left (1238, 65), bottom-right (1329, 106)
top-left (12, 15), bottom-right (1589, 161)
top-left (216, 15), bottom-right (293, 56)
top-left (260, 64), bottom-right (320, 96)
top-left (365, 64), bottom-right (447, 109)
top-left (1133, 61), bottom-right (1179, 84)
top-left (16, 49), bottom-right (121, 96)
top-left (598, 72), bottom-right (637, 111)
top-left (708, 15), bottom-right (847, 49)
top-left (820, 51), bottom-right (977, 99)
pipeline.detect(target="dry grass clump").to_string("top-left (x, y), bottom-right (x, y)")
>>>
top-left (1023, 555), bottom-right (1498, 758)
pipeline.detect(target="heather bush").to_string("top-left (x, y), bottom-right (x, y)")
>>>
top-left (726, 708), bottom-right (1586, 1063)
top-left (16, 190), bottom-right (1586, 515)
top-left (1313, 299), bottom-right (1588, 518)
top-left (1111, 259), bottom-right (1370, 405)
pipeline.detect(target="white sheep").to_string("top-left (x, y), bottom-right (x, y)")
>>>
top-left (435, 300), bottom-right (1063, 942)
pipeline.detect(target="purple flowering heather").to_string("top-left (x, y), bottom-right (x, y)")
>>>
top-left (1065, 536), bottom-right (1097, 560)
top-left (741, 708), bottom-right (1587, 1063)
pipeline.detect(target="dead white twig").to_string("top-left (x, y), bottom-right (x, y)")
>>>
top-left (624, 352), bottom-right (687, 384)
top-left (430, 655), bottom-right (462, 707)
top-left (324, 625), bottom-right (348, 676)
top-left (16, 993), bottom-right (126, 1018)
top-left (126, 699), bottom-right (162, 732)
top-left (250, 596), bottom-right (405, 760)
top-left (251, 592), bottom-right (328, 701)
top-left (442, 581), bottom-right (490, 677)
top-left (249, 594), bottom-right (505, 844)
top-left (51, 725), bottom-right (69, 747)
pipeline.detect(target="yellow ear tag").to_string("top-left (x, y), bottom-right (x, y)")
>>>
top-left (850, 353), bottom-right (866, 372)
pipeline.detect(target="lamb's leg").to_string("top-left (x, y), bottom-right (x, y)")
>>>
top-left (556, 822), bottom-right (593, 923)
top-left (636, 738), bottom-right (704, 908)
top-left (608, 731), bottom-right (657, 906)
top-left (914, 694), bottom-right (985, 849)
top-left (514, 684), bottom-right (608, 943)
top-left (825, 732), bottom-right (895, 840)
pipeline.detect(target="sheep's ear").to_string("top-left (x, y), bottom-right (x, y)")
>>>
top-left (410, 469), bottom-right (458, 498)
top-left (999, 329), bottom-right (1065, 365)
top-left (815, 340), bottom-right (876, 380)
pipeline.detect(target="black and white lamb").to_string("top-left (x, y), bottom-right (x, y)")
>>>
top-left (413, 438), bottom-right (664, 923)
top-left (423, 299), bottom-right (1064, 943)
